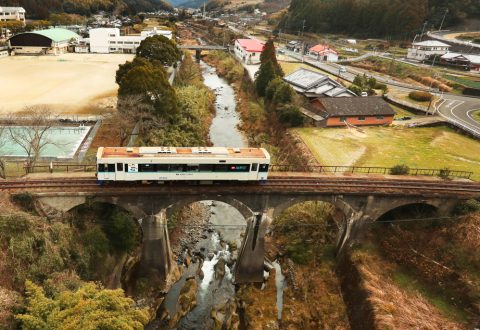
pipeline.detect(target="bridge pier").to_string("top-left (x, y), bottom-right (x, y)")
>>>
top-left (235, 212), bottom-right (268, 284)
top-left (137, 211), bottom-right (174, 288)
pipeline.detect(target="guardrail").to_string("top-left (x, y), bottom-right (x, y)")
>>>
top-left (269, 165), bottom-right (473, 179)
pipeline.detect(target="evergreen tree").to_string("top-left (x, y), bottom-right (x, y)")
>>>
top-left (136, 35), bottom-right (182, 67)
top-left (118, 64), bottom-right (179, 119)
top-left (254, 61), bottom-right (275, 97)
top-left (260, 38), bottom-right (284, 77)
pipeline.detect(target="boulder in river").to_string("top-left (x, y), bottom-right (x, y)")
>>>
top-left (169, 278), bottom-right (198, 327)
top-left (214, 257), bottom-right (226, 280)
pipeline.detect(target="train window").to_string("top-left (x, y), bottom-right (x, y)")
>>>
top-left (116, 163), bottom-right (123, 171)
top-left (199, 164), bottom-right (214, 172)
top-left (156, 164), bottom-right (169, 171)
top-left (214, 164), bottom-right (228, 172)
top-left (228, 164), bottom-right (250, 172)
top-left (170, 164), bottom-right (184, 172)
top-left (124, 164), bottom-right (128, 172)
top-left (139, 164), bottom-right (154, 172)
top-left (185, 165), bottom-right (199, 172)
top-left (106, 164), bottom-right (115, 172)
top-left (259, 164), bottom-right (269, 172)
top-left (251, 163), bottom-right (258, 171)
top-left (98, 164), bottom-right (105, 172)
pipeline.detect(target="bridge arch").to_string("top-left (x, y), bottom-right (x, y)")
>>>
top-left (165, 195), bottom-right (255, 221)
top-left (272, 195), bottom-right (355, 221)
top-left (375, 202), bottom-right (439, 223)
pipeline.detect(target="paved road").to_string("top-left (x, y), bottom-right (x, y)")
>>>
top-left (435, 94), bottom-right (480, 137)
top-left (282, 49), bottom-right (480, 137)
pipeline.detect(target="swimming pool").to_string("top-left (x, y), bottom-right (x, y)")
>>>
top-left (0, 126), bottom-right (91, 159)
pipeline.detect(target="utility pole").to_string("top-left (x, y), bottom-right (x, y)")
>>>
top-left (439, 8), bottom-right (449, 31)
top-left (420, 21), bottom-right (428, 41)
top-left (301, 19), bottom-right (306, 37)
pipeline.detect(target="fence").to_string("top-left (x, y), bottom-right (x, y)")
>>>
top-left (269, 165), bottom-right (473, 179)
top-left (6, 162), bottom-right (96, 177)
top-left (5, 162), bottom-right (474, 180)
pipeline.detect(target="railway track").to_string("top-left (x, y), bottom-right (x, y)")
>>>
top-left (1, 177), bottom-right (480, 196)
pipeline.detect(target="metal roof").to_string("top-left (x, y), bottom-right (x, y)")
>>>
top-left (29, 28), bottom-right (80, 43)
top-left (0, 6), bottom-right (25, 12)
top-left (283, 68), bottom-right (329, 90)
top-left (413, 40), bottom-right (450, 47)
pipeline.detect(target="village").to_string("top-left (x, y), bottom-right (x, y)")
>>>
top-left (0, 1), bottom-right (480, 329)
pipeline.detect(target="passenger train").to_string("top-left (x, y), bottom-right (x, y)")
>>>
top-left (96, 146), bottom-right (270, 183)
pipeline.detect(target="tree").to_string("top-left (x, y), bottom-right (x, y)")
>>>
top-left (16, 280), bottom-right (149, 330)
top-left (260, 38), bottom-right (284, 77)
top-left (115, 57), bottom-right (152, 85)
top-left (118, 64), bottom-right (179, 119)
top-left (5, 107), bottom-right (58, 173)
top-left (255, 61), bottom-right (276, 97)
top-left (136, 35), bottom-right (182, 67)
top-left (265, 78), bottom-right (295, 105)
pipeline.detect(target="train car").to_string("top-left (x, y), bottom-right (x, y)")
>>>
top-left (96, 146), bottom-right (270, 182)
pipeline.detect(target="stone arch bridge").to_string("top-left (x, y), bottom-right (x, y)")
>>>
top-left (31, 179), bottom-right (478, 284)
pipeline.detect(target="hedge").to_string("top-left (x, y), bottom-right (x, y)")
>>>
top-left (408, 91), bottom-right (433, 102)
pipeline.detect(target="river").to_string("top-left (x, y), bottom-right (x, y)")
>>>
top-left (147, 60), bottom-right (251, 329)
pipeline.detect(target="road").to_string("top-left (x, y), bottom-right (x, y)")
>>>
top-left (281, 48), bottom-right (480, 137)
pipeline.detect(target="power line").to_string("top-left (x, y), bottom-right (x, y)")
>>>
top-left (153, 214), bottom-right (462, 228)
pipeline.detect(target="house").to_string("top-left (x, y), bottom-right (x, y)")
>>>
top-left (8, 28), bottom-right (80, 55)
top-left (234, 39), bottom-right (265, 64)
top-left (286, 40), bottom-right (302, 52)
top-left (308, 44), bottom-right (338, 62)
top-left (440, 52), bottom-right (480, 71)
top-left (407, 40), bottom-right (450, 61)
top-left (283, 68), bottom-right (356, 99)
top-left (89, 27), bottom-right (172, 54)
top-left (305, 97), bottom-right (395, 127)
top-left (0, 6), bottom-right (26, 25)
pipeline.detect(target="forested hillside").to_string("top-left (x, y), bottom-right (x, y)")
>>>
top-left (2, 0), bottom-right (172, 19)
top-left (280, 0), bottom-right (480, 38)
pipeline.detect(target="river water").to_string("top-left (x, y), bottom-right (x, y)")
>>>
top-left (200, 61), bottom-right (247, 148)
top-left (148, 59), bottom-right (250, 329)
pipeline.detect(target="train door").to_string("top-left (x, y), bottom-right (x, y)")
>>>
top-left (115, 163), bottom-right (125, 181)
top-left (102, 164), bottom-right (116, 181)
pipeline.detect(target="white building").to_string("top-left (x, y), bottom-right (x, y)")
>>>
top-left (89, 27), bottom-right (173, 54)
top-left (308, 44), bottom-right (338, 62)
top-left (234, 39), bottom-right (265, 64)
top-left (0, 6), bottom-right (26, 25)
top-left (407, 40), bottom-right (451, 61)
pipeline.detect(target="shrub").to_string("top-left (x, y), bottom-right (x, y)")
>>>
top-left (390, 164), bottom-right (410, 175)
top-left (408, 91), bottom-right (433, 102)
top-left (453, 199), bottom-right (480, 215)
top-left (11, 193), bottom-right (35, 212)
top-left (278, 105), bottom-right (304, 127)
top-left (438, 167), bottom-right (451, 179)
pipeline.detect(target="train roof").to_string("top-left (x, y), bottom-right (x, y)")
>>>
top-left (97, 147), bottom-right (269, 159)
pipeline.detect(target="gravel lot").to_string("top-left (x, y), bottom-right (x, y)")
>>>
top-left (0, 53), bottom-right (134, 114)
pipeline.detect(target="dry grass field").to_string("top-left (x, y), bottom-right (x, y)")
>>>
top-left (0, 53), bottom-right (134, 114)
top-left (294, 126), bottom-right (480, 180)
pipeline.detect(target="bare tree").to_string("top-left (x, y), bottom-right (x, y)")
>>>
top-left (116, 95), bottom-right (166, 146)
top-left (5, 106), bottom-right (58, 173)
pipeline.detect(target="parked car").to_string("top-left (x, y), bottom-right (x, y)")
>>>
top-left (339, 66), bottom-right (347, 73)
top-left (361, 92), bottom-right (368, 97)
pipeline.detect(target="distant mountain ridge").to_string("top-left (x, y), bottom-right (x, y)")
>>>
top-left (167, 0), bottom-right (204, 8)
top-left (2, 0), bottom-right (173, 19)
